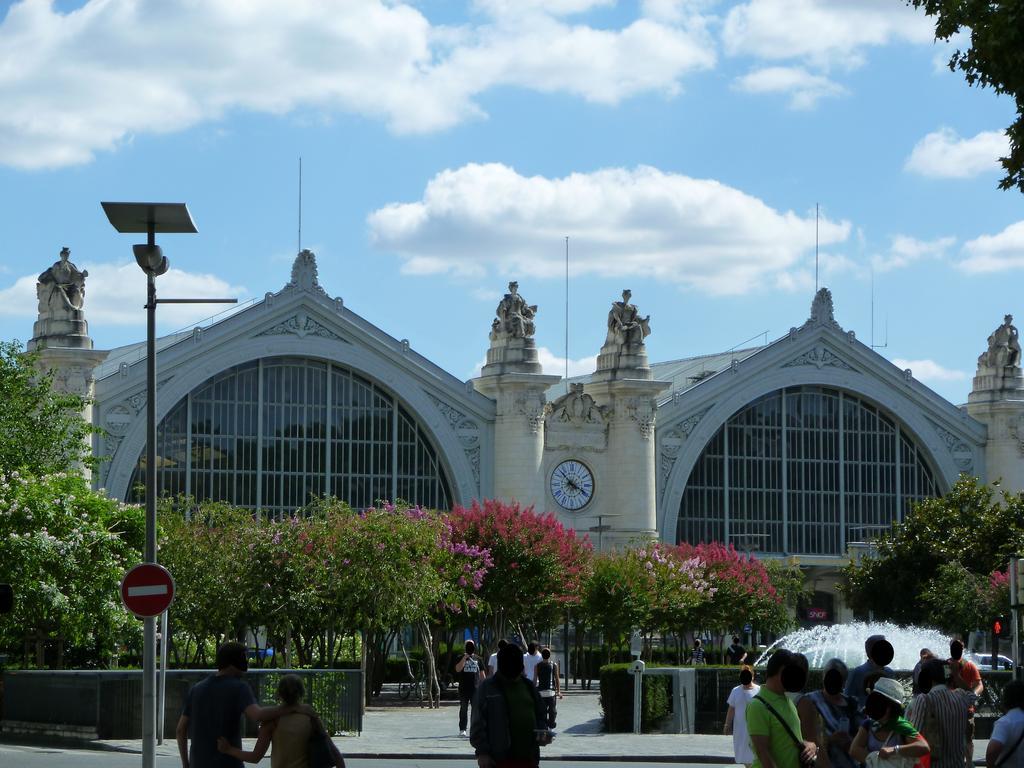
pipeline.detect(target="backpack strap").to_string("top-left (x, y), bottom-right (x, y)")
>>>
top-left (754, 694), bottom-right (805, 752)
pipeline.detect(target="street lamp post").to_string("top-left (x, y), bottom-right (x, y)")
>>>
top-left (101, 203), bottom-right (235, 768)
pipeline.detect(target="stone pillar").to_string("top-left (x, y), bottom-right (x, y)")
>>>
top-left (967, 314), bottom-right (1024, 493)
top-left (586, 379), bottom-right (668, 548)
top-left (28, 247), bottom-right (107, 480)
top-left (474, 372), bottom-right (561, 511)
top-left (473, 281), bottom-right (561, 511)
top-left (584, 289), bottom-right (669, 548)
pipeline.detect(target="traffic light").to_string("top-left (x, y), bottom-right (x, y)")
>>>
top-left (1016, 558), bottom-right (1024, 606)
top-left (995, 614), bottom-right (1012, 639)
top-left (0, 583), bottom-right (12, 614)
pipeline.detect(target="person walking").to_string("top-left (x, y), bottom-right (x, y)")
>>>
top-left (532, 647), bottom-right (562, 730)
top-left (746, 648), bottom-right (817, 768)
top-left (729, 636), bottom-right (749, 665)
top-left (948, 639), bottom-right (983, 764)
top-left (798, 658), bottom-right (860, 768)
top-left (725, 665), bottom-right (760, 768)
top-left (216, 674), bottom-right (346, 768)
top-left (488, 639), bottom-right (508, 677)
top-left (908, 658), bottom-right (975, 768)
top-left (987, 680), bottom-right (1024, 768)
top-left (523, 642), bottom-right (543, 682)
top-left (456, 639), bottom-right (487, 737)
top-left (176, 642), bottom-right (304, 768)
top-left (471, 643), bottom-right (551, 768)
top-left (690, 638), bottom-right (706, 665)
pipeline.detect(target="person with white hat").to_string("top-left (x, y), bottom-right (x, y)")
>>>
top-left (851, 677), bottom-right (930, 768)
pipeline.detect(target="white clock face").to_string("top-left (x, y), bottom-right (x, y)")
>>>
top-left (550, 460), bottom-right (595, 511)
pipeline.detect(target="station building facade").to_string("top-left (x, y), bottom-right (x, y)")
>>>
top-left (28, 249), bottom-right (1024, 623)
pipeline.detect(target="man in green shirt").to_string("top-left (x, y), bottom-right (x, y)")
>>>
top-left (746, 649), bottom-right (817, 768)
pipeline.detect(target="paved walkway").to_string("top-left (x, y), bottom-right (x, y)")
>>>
top-left (92, 690), bottom-right (992, 763)
top-left (97, 690), bottom-right (738, 762)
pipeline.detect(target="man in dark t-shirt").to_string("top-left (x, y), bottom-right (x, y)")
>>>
top-left (176, 641), bottom-right (300, 768)
top-left (728, 637), bottom-right (747, 665)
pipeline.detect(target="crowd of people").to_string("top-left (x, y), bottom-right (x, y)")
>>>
top-left (725, 635), bottom-right (1024, 768)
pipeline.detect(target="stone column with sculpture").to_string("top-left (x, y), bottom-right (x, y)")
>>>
top-left (474, 282), bottom-right (560, 511)
top-left (28, 247), bottom-right (108, 479)
top-left (967, 314), bottom-right (1024, 493)
top-left (586, 290), bottom-right (669, 544)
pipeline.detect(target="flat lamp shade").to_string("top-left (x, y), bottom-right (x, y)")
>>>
top-left (101, 202), bottom-right (197, 234)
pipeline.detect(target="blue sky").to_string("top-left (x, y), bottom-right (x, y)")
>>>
top-left (0, 0), bottom-right (1021, 405)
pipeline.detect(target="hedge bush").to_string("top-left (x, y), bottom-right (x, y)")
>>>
top-left (599, 663), bottom-right (672, 732)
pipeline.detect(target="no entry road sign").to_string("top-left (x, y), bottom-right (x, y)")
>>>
top-left (121, 563), bottom-right (175, 618)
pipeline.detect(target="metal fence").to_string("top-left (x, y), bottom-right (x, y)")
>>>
top-left (1, 668), bottom-right (362, 739)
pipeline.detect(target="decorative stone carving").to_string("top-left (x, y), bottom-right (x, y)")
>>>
top-left (286, 249), bottom-right (327, 295)
top-left (28, 247), bottom-right (94, 350)
top-left (427, 395), bottom-right (482, 488)
top-left (514, 392), bottom-right (546, 434)
top-left (782, 345), bottom-right (854, 371)
top-left (659, 406), bottom-right (713, 482)
top-left (930, 420), bottom-right (974, 472)
top-left (547, 384), bottom-right (606, 425)
top-left (622, 396), bottom-right (656, 440)
top-left (257, 312), bottom-right (343, 340)
top-left (482, 282), bottom-right (542, 375)
top-left (1008, 413), bottom-right (1024, 456)
top-left (594, 290), bottom-right (652, 381)
top-left (801, 287), bottom-right (842, 332)
top-left (544, 384), bottom-right (608, 451)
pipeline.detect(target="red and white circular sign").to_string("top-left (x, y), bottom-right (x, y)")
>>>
top-left (120, 563), bottom-right (175, 618)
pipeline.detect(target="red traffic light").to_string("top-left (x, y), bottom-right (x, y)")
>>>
top-left (995, 620), bottom-right (1003, 635)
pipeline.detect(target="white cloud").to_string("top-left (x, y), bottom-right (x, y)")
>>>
top-left (0, 261), bottom-right (246, 329)
top-left (0, 0), bottom-right (715, 169)
top-left (904, 128), bottom-right (1009, 179)
top-left (368, 163), bottom-right (851, 295)
top-left (733, 66), bottom-right (847, 110)
top-left (470, 346), bottom-right (596, 378)
top-left (871, 234), bottom-right (955, 273)
top-left (890, 358), bottom-right (968, 383)
top-left (959, 221), bottom-right (1024, 274)
top-left (722, 0), bottom-right (933, 69)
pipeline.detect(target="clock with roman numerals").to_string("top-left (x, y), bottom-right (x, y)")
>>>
top-left (549, 459), bottom-right (595, 511)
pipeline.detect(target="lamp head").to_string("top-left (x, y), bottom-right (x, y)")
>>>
top-left (133, 244), bottom-right (168, 276)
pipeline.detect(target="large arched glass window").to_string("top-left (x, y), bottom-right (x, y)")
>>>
top-left (677, 386), bottom-right (939, 556)
top-left (129, 357), bottom-right (453, 516)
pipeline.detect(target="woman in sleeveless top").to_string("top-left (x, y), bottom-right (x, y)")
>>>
top-left (798, 658), bottom-right (860, 768)
top-left (218, 674), bottom-right (346, 768)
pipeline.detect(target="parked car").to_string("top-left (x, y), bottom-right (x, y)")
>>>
top-left (967, 652), bottom-right (1014, 670)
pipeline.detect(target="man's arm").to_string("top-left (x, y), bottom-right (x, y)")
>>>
top-left (750, 734), bottom-right (778, 768)
top-left (244, 701), bottom-right (308, 722)
top-left (987, 739), bottom-right (1006, 768)
top-left (554, 663), bottom-right (562, 697)
top-left (455, 654), bottom-right (468, 673)
top-left (469, 684), bottom-right (494, 768)
top-left (175, 715), bottom-right (189, 768)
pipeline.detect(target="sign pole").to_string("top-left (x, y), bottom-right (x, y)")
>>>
top-left (143, 263), bottom-right (157, 768)
top-left (158, 609), bottom-right (169, 745)
top-left (1013, 557), bottom-right (1023, 682)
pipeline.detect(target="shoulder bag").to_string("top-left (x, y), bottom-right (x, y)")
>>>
top-left (754, 694), bottom-right (816, 768)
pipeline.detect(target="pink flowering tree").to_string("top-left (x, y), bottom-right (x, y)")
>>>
top-left (448, 499), bottom-right (593, 643)
top-left (580, 543), bottom-right (714, 661)
top-left (674, 541), bottom-right (803, 660)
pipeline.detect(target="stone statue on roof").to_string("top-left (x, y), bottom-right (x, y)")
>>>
top-left (979, 314), bottom-right (1021, 370)
top-left (490, 281), bottom-right (537, 340)
top-left (37, 247), bottom-right (88, 315)
top-left (605, 289), bottom-right (651, 347)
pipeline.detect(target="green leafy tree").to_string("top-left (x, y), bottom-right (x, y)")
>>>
top-left (0, 471), bottom-right (145, 667)
top-left (842, 475), bottom-right (1024, 624)
top-left (907, 0), bottom-right (1024, 192)
top-left (0, 341), bottom-right (95, 474)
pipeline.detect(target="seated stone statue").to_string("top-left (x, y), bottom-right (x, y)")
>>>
top-left (37, 247), bottom-right (88, 317)
top-left (605, 289), bottom-right (651, 348)
top-left (979, 314), bottom-right (1021, 369)
top-left (491, 281), bottom-right (537, 340)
